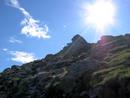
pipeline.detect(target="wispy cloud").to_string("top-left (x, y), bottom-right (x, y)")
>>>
top-left (6, 0), bottom-right (50, 39)
top-left (10, 51), bottom-right (36, 63)
top-left (9, 37), bottom-right (22, 44)
top-left (2, 48), bottom-right (8, 52)
top-left (3, 48), bottom-right (36, 63)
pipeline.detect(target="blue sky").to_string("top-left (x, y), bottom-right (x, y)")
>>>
top-left (0, 0), bottom-right (130, 71)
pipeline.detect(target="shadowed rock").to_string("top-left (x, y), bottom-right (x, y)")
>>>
top-left (57, 34), bottom-right (90, 58)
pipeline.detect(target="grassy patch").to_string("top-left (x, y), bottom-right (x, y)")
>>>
top-left (91, 65), bottom-right (130, 87)
top-left (105, 49), bottom-right (130, 66)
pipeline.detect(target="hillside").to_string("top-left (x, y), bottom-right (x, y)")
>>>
top-left (1, 34), bottom-right (130, 98)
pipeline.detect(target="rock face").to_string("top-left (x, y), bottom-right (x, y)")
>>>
top-left (1, 34), bottom-right (130, 98)
top-left (56, 34), bottom-right (90, 58)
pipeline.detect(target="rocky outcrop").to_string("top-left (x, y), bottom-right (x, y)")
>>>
top-left (56, 34), bottom-right (91, 58)
top-left (1, 34), bottom-right (130, 98)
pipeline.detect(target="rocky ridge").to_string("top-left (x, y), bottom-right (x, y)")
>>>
top-left (1, 34), bottom-right (130, 98)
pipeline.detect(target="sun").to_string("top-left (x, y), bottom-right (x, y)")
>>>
top-left (85, 0), bottom-right (116, 32)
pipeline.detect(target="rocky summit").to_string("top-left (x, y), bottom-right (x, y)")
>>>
top-left (1, 34), bottom-right (130, 98)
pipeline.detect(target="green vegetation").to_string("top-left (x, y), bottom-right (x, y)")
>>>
top-left (12, 77), bottom-right (21, 81)
top-left (91, 65), bottom-right (130, 87)
top-left (105, 49), bottom-right (130, 66)
top-left (91, 48), bottom-right (130, 87)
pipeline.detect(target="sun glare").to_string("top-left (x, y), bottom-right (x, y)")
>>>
top-left (85, 0), bottom-right (116, 32)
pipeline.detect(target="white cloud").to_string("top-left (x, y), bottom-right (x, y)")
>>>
top-left (6, 0), bottom-right (20, 8)
top-left (3, 48), bottom-right (36, 63)
top-left (9, 51), bottom-right (36, 63)
top-left (6, 0), bottom-right (50, 39)
top-left (9, 37), bottom-right (22, 44)
top-left (2, 48), bottom-right (8, 52)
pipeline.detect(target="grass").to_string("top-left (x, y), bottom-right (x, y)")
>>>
top-left (91, 65), bottom-right (130, 87)
top-left (91, 49), bottom-right (130, 87)
top-left (105, 49), bottom-right (130, 66)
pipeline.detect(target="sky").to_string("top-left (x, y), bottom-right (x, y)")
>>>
top-left (0, 0), bottom-right (130, 71)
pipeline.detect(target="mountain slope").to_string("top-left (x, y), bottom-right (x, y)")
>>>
top-left (1, 34), bottom-right (130, 98)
